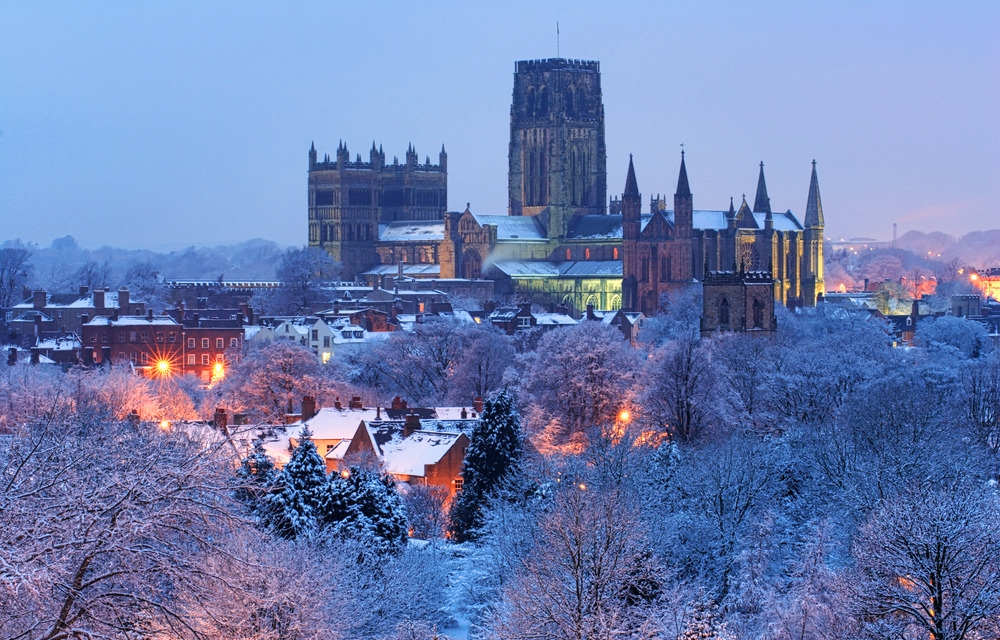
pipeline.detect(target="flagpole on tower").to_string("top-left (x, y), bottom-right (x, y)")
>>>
top-left (557, 22), bottom-right (560, 58)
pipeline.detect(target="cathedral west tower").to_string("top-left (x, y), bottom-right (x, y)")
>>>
top-left (508, 59), bottom-right (607, 239)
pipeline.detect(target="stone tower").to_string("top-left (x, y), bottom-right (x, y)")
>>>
top-left (508, 58), bottom-right (607, 239)
top-left (802, 160), bottom-right (825, 305)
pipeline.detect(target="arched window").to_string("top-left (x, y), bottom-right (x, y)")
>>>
top-left (565, 85), bottom-right (576, 117)
top-left (752, 298), bottom-right (764, 328)
top-left (613, 247), bottom-right (619, 260)
top-left (585, 247), bottom-right (591, 260)
top-left (538, 86), bottom-right (549, 116)
top-left (565, 248), bottom-right (572, 261)
top-left (585, 294), bottom-right (599, 310)
top-left (525, 87), bottom-right (536, 116)
top-left (719, 298), bottom-right (731, 329)
top-left (610, 295), bottom-right (621, 310)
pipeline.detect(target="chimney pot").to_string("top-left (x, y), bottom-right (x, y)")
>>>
top-left (403, 413), bottom-right (421, 437)
top-left (473, 396), bottom-right (483, 414)
top-left (302, 395), bottom-right (317, 421)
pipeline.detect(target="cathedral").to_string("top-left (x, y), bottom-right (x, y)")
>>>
top-left (309, 57), bottom-right (825, 317)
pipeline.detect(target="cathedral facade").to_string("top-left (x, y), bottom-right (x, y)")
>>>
top-left (311, 57), bottom-right (825, 317)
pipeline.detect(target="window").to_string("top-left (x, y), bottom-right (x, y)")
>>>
top-left (230, 337), bottom-right (238, 348)
top-left (155, 332), bottom-right (164, 343)
top-left (323, 336), bottom-right (330, 347)
top-left (102, 333), bottom-right (108, 343)
top-left (753, 298), bottom-right (764, 328)
top-left (187, 354), bottom-right (195, 365)
top-left (311, 330), bottom-right (318, 341)
top-left (140, 332), bottom-right (148, 343)
top-left (118, 332), bottom-right (126, 343)
top-left (90, 334), bottom-right (97, 343)
top-left (453, 478), bottom-right (464, 493)
top-left (585, 248), bottom-right (591, 260)
top-left (168, 332), bottom-right (176, 343)
top-left (129, 331), bottom-right (137, 343)
top-left (216, 338), bottom-right (224, 349)
top-left (719, 298), bottom-right (731, 329)
top-left (517, 316), bottom-right (531, 329)
top-left (565, 248), bottom-right (571, 260)
top-left (187, 338), bottom-right (195, 349)
top-left (613, 247), bottom-right (619, 260)
top-left (201, 354), bottom-right (209, 365)
top-left (140, 352), bottom-right (148, 364)
top-left (201, 338), bottom-right (209, 349)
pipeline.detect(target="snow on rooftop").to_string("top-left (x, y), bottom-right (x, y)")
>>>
top-left (377, 221), bottom-right (445, 242)
top-left (85, 316), bottom-right (179, 326)
top-left (380, 430), bottom-right (464, 477)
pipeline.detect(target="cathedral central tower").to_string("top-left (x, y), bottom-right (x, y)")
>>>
top-left (508, 58), bottom-right (607, 238)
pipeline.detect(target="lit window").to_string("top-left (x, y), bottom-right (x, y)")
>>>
top-left (187, 354), bottom-right (195, 365)
top-left (168, 332), bottom-right (176, 343)
top-left (141, 352), bottom-right (148, 364)
top-left (156, 332), bottom-right (164, 343)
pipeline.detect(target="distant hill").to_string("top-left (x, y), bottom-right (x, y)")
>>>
top-left (895, 229), bottom-right (1000, 268)
top-left (1, 236), bottom-right (290, 292)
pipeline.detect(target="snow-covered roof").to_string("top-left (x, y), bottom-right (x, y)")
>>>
top-left (361, 264), bottom-right (441, 277)
top-left (567, 215), bottom-right (623, 239)
top-left (36, 335), bottom-right (82, 350)
top-left (471, 214), bottom-right (547, 241)
top-left (85, 316), bottom-right (179, 327)
top-left (533, 313), bottom-right (578, 326)
top-left (377, 221), bottom-right (445, 242)
top-left (380, 430), bottom-right (465, 477)
top-left (13, 291), bottom-right (142, 310)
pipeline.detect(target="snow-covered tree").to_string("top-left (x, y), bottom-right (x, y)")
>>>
top-left (234, 438), bottom-right (279, 517)
top-left (317, 465), bottom-right (409, 556)
top-left (680, 595), bottom-right (734, 640)
top-left (253, 246), bottom-right (341, 315)
top-left (262, 427), bottom-right (327, 539)
top-left (484, 482), bottom-right (664, 640)
top-left (917, 315), bottom-right (992, 359)
top-left (211, 340), bottom-right (329, 422)
top-left (518, 321), bottom-right (640, 449)
top-left (850, 488), bottom-right (1000, 640)
top-left (641, 336), bottom-right (719, 444)
top-left (449, 389), bottom-right (523, 541)
top-left (0, 418), bottom-right (249, 639)
top-left (0, 246), bottom-right (32, 307)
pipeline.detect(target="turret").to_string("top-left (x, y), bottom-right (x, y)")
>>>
top-left (753, 161), bottom-right (771, 215)
top-left (369, 140), bottom-right (384, 169)
top-left (309, 141), bottom-right (317, 169)
top-left (726, 197), bottom-right (737, 230)
top-left (673, 150), bottom-right (692, 237)
top-left (406, 143), bottom-right (417, 167)
top-left (439, 144), bottom-right (447, 172)
top-left (802, 160), bottom-right (825, 305)
top-left (621, 156), bottom-right (641, 312)
top-left (622, 155), bottom-right (641, 235)
top-left (336, 140), bottom-right (349, 169)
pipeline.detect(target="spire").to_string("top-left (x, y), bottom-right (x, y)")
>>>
top-left (624, 154), bottom-right (639, 198)
top-left (726, 197), bottom-right (736, 220)
top-left (310, 140), bottom-right (315, 152)
top-left (675, 150), bottom-right (691, 197)
top-left (804, 159), bottom-right (824, 228)
top-left (753, 161), bottom-right (771, 215)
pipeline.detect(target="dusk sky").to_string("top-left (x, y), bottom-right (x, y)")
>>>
top-left (2, 2), bottom-right (997, 251)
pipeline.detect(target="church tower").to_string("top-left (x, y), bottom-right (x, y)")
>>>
top-left (508, 58), bottom-right (607, 239)
top-left (621, 156), bottom-right (640, 312)
top-left (802, 160), bottom-right (826, 304)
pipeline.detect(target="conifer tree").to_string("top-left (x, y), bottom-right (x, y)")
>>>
top-left (317, 465), bottom-right (409, 555)
top-left (681, 596), bottom-right (733, 640)
top-left (449, 389), bottom-right (523, 541)
top-left (261, 427), bottom-right (327, 539)
top-left (234, 438), bottom-right (277, 517)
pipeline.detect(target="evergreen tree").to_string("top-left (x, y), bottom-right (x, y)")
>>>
top-left (449, 389), bottom-right (523, 541)
top-left (681, 596), bottom-right (733, 640)
top-left (234, 438), bottom-right (277, 518)
top-left (261, 427), bottom-right (327, 539)
top-left (317, 465), bottom-right (409, 555)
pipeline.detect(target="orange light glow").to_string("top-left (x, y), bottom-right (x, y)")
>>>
top-left (578, 483), bottom-right (587, 491)
top-left (340, 469), bottom-right (351, 479)
top-left (970, 273), bottom-right (979, 281)
top-left (159, 420), bottom-right (170, 430)
top-left (619, 410), bottom-right (631, 423)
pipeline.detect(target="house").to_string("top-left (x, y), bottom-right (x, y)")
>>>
top-left (8, 286), bottom-right (146, 346)
top-left (584, 304), bottom-right (644, 343)
top-left (264, 396), bottom-right (482, 497)
top-left (272, 318), bottom-right (337, 363)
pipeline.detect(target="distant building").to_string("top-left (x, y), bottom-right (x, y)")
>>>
top-left (8, 287), bottom-right (145, 345)
top-left (700, 269), bottom-right (777, 337)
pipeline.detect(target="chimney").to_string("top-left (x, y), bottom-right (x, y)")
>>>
top-left (79, 285), bottom-right (89, 297)
top-left (403, 413), bottom-right (421, 438)
top-left (391, 395), bottom-right (407, 410)
top-left (101, 346), bottom-right (112, 366)
top-left (473, 396), bottom-right (484, 414)
top-left (30, 347), bottom-right (40, 365)
top-left (83, 346), bottom-right (94, 367)
top-left (214, 407), bottom-right (228, 432)
top-left (147, 309), bottom-right (153, 321)
top-left (32, 290), bottom-right (46, 310)
top-left (348, 395), bottom-right (363, 410)
top-left (7, 347), bottom-right (16, 366)
top-left (301, 395), bottom-right (317, 422)
top-left (94, 288), bottom-right (105, 309)
top-left (118, 287), bottom-right (130, 312)
top-left (461, 407), bottom-right (468, 419)
top-left (334, 397), bottom-right (343, 410)
top-left (236, 311), bottom-right (244, 326)
top-left (193, 312), bottom-right (200, 325)
top-left (34, 313), bottom-right (42, 336)
top-left (81, 313), bottom-right (89, 325)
